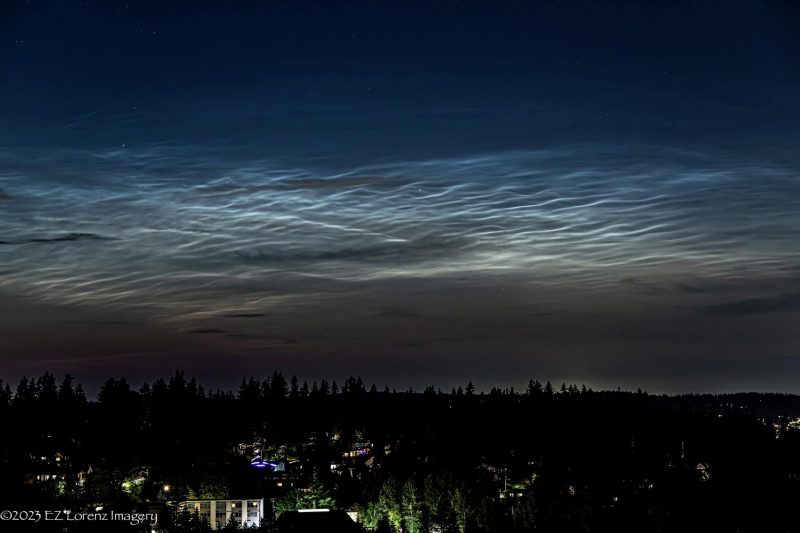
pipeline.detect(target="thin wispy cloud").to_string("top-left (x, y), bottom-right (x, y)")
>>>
top-left (1, 144), bottom-right (798, 326)
top-left (698, 293), bottom-right (800, 317)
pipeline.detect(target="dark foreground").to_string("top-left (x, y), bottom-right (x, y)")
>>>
top-left (1, 372), bottom-right (800, 532)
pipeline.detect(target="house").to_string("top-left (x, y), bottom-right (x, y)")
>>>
top-left (181, 498), bottom-right (265, 529)
top-left (23, 451), bottom-right (71, 486)
top-left (342, 442), bottom-right (372, 459)
top-left (696, 462), bottom-right (712, 481)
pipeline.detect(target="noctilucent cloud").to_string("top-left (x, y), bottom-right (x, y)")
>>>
top-left (1, 0), bottom-right (799, 393)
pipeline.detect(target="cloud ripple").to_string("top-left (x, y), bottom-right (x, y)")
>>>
top-left (1, 144), bottom-right (798, 324)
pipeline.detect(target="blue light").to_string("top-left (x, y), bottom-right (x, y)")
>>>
top-left (250, 458), bottom-right (277, 471)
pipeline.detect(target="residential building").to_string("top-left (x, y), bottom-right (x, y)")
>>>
top-left (181, 498), bottom-right (265, 529)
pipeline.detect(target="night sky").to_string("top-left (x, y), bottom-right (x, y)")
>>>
top-left (1, 0), bottom-right (800, 393)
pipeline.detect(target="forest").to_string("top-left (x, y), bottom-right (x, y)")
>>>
top-left (1, 372), bottom-right (800, 532)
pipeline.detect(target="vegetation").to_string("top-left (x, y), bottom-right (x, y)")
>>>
top-left (1, 372), bottom-right (800, 532)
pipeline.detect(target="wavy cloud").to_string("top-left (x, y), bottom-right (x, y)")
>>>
top-left (0, 144), bottom-right (798, 329)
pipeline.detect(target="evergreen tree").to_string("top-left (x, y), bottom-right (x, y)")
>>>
top-left (451, 483), bottom-right (470, 533)
top-left (401, 478), bottom-right (423, 533)
top-left (378, 477), bottom-right (402, 532)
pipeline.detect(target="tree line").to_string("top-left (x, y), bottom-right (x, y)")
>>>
top-left (2, 372), bottom-right (800, 532)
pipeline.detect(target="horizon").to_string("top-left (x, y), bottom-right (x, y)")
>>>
top-left (5, 370), bottom-right (800, 400)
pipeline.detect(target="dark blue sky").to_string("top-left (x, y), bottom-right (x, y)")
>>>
top-left (4, 0), bottom-right (798, 156)
top-left (1, 0), bottom-right (799, 393)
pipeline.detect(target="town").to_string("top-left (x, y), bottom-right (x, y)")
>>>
top-left (2, 372), bottom-right (800, 532)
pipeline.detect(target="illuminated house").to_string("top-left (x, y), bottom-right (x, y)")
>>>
top-left (23, 451), bottom-right (71, 485)
top-left (695, 462), bottom-right (712, 482)
top-left (181, 498), bottom-right (265, 529)
top-left (342, 441), bottom-right (372, 459)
